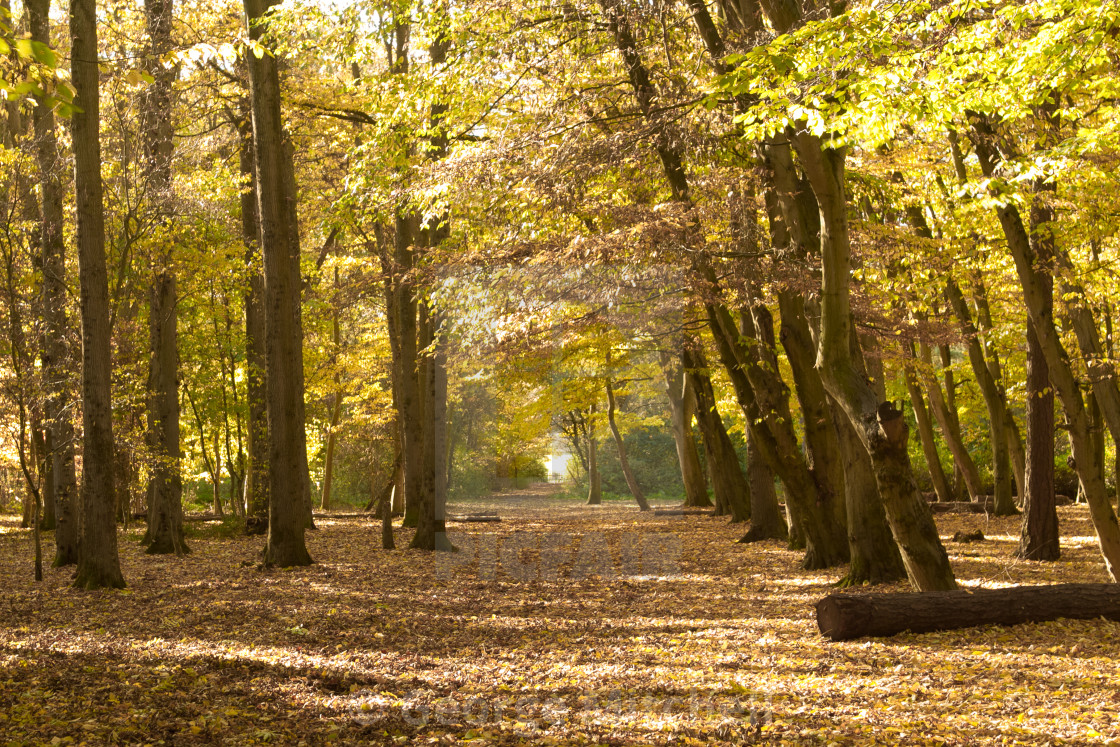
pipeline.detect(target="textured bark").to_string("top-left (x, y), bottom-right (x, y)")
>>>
top-left (739, 423), bottom-right (789, 543)
top-left (1019, 314), bottom-right (1059, 559)
top-left (395, 211), bottom-right (422, 529)
top-left (817, 583), bottom-right (1120, 641)
top-left (71, 0), bottom-right (126, 589)
top-left (142, 0), bottom-right (187, 556)
top-left (970, 120), bottom-right (1118, 575)
top-left (660, 349), bottom-right (710, 508)
top-left (682, 346), bottom-right (750, 523)
top-left (835, 404), bottom-right (905, 585)
top-left (795, 131), bottom-right (955, 591)
top-left (239, 112), bottom-right (269, 536)
top-left (244, 0), bottom-right (311, 566)
top-left (29, 0), bottom-right (79, 566)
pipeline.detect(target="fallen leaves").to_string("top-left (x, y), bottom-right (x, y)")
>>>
top-left (0, 492), bottom-right (1117, 745)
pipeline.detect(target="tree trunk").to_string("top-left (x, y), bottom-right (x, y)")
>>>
top-left (605, 379), bottom-right (650, 511)
top-left (320, 303), bottom-right (342, 512)
top-left (682, 346), bottom-right (750, 523)
top-left (660, 349), bottom-right (710, 508)
top-left (795, 131), bottom-right (955, 591)
top-left (29, 0), bottom-right (79, 566)
top-left (817, 583), bottom-right (1120, 641)
top-left (902, 353), bottom-right (954, 502)
top-left (918, 342), bottom-right (984, 502)
top-left (739, 420), bottom-right (789, 543)
top-left (970, 120), bottom-right (1117, 574)
top-left (972, 282), bottom-right (1027, 498)
top-left (586, 405), bottom-right (602, 505)
top-left (71, 0), bottom-right (126, 589)
top-left (945, 278), bottom-right (1017, 515)
top-left (409, 302), bottom-right (438, 547)
top-left (141, 0), bottom-right (187, 556)
top-left (244, 0), bottom-right (311, 566)
top-left (238, 108), bottom-right (269, 536)
top-left (1017, 275), bottom-right (1058, 561)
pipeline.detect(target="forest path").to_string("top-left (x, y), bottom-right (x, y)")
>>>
top-left (0, 503), bottom-right (1116, 745)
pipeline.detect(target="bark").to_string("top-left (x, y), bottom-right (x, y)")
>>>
top-left (71, 0), bottom-right (126, 589)
top-left (605, 379), bottom-right (650, 512)
top-left (706, 300), bottom-right (846, 565)
top-left (682, 345), bottom-right (750, 523)
top-left (795, 131), bottom-right (955, 591)
top-left (409, 304), bottom-right (437, 547)
top-left (239, 108), bottom-right (269, 536)
top-left (142, 0), bottom-right (187, 556)
top-left (970, 120), bottom-right (1118, 574)
top-left (29, 0), bottom-right (79, 566)
top-left (586, 405), bottom-right (602, 505)
top-left (659, 349), bottom-right (710, 508)
top-left (817, 583), bottom-right (1120, 641)
top-left (395, 211), bottom-right (422, 529)
top-left (1020, 314), bottom-right (1058, 558)
top-left (739, 421), bottom-right (789, 543)
top-left (244, 0), bottom-right (311, 566)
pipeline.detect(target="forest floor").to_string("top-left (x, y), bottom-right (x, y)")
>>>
top-left (2, 487), bottom-right (1118, 746)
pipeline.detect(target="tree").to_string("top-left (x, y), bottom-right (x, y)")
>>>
top-left (243, 0), bottom-right (311, 567)
top-left (71, 0), bottom-right (125, 590)
top-left (142, 0), bottom-right (187, 556)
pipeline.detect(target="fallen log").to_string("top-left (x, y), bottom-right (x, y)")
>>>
top-left (447, 515), bottom-right (501, 523)
top-left (653, 508), bottom-right (713, 516)
top-left (816, 583), bottom-right (1120, 641)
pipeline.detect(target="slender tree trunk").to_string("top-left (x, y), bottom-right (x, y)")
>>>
top-left (71, 0), bottom-right (126, 589)
top-left (739, 418), bottom-right (789, 543)
top-left (969, 121), bottom-right (1108, 570)
top-left (238, 108), bottom-right (269, 535)
top-left (919, 343), bottom-right (984, 502)
top-left (141, 0), bottom-right (187, 555)
top-left (945, 278), bottom-right (1017, 515)
top-left (244, 0), bottom-right (311, 566)
top-left (586, 405), bottom-right (602, 505)
top-left (660, 349), bottom-right (710, 507)
top-left (29, 0), bottom-right (79, 566)
top-left (971, 282), bottom-right (1027, 498)
top-left (605, 379), bottom-right (650, 512)
top-left (902, 353), bottom-right (954, 502)
top-left (320, 300), bottom-right (342, 512)
top-left (682, 346), bottom-right (750, 523)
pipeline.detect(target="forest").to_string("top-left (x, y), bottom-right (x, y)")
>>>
top-left (1, 0), bottom-right (1120, 743)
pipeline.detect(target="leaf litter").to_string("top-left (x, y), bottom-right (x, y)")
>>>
top-left (1, 492), bottom-right (1117, 745)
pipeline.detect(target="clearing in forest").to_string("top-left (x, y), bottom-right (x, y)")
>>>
top-left (1, 491), bottom-right (1117, 746)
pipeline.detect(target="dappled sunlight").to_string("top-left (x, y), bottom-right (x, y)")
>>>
top-left (2, 501), bottom-right (1119, 744)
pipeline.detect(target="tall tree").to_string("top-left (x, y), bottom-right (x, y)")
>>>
top-left (244, 0), bottom-right (311, 567)
top-left (142, 0), bottom-right (187, 556)
top-left (28, 0), bottom-right (79, 567)
top-left (71, 0), bottom-right (125, 589)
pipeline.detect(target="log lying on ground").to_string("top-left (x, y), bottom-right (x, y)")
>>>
top-left (447, 515), bottom-right (501, 523)
top-left (817, 583), bottom-right (1120, 641)
top-left (653, 508), bottom-right (714, 516)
